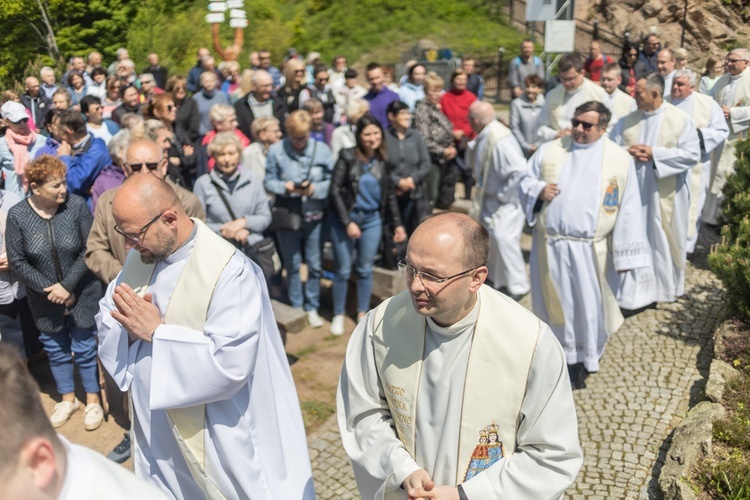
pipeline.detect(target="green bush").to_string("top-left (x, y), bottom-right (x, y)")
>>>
top-left (710, 138), bottom-right (750, 321)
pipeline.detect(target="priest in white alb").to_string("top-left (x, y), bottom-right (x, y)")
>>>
top-left (610, 74), bottom-right (701, 309)
top-left (337, 212), bottom-right (583, 500)
top-left (600, 62), bottom-right (636, 127)
top-left (466, 100), bottom-right (529, 300)
top-left (667, 69), bottom-right (729, 253)
top-left (520, 101), bottom-right (649, 388)
top-left (704, 48), bottom-right (750, 224)
top-left (97, 174), bottom-right (315, 500)
top-left (537, 52), bottom-right (613, 142)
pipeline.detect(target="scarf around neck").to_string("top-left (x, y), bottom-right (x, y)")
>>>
top-left (4, 128), bottom-right (36, 178)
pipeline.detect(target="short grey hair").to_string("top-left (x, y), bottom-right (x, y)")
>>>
top-left (730, 48), bottom-right (750, 61)
top-left (643, 73), bottom-right (665, 95)
top-left (209, 103), bottom-right (236, 123)
top-left (673, 69), bottom-right (697, 86)
top-left (40, 66), bottom-right (55, 77)
top-left (108, 130), bottom-right (131, 166)
top-left (345, 99), bottom-right (370, 122)
top-left (251, 69), bottom-right (272, 86)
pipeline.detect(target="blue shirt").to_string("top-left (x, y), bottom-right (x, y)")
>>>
top-left (354, 160), bottom-right (382, 212)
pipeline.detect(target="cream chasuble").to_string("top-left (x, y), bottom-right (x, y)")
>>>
top-left (519, 136), bottom-right (649, 371)
top-left (668, 92), bottom-right (729, 252)
top-left (97, 219), bottom-right (315, 500)
top-left (610, 102), bottom-right (701, 308)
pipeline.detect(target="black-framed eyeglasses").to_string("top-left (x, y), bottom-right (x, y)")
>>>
top-left (571, 118), bottom-right (597, 130)
top-left (397, 260), bottom-right (482, 286)
top-left (726, 58), bottom-right (747, 64)
top-left (125, 160), bottom-right (162, 172)
top-left (113, 212), bottom-right (163, 243)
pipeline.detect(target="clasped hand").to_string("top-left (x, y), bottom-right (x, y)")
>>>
top-left (220, 218), bottom-right (249, 243)
top-left (403, 469), bottom-right (459, 500)
top-left (627, 144), bottom-right (653, 163)
top-left (110, 283), bottom-right (163, 343)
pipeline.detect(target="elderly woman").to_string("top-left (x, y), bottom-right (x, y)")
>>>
top-left (330, 99), bottom-right (369, 160)
top-left (101, 76), bottom-right (122, 119)
top-left (278, 58), bottom-right (307, 113)
top-left (509, 74), bottom-right (546, 159)
top-left (199, 103), bottom-right (250, 176)
top-left (90, 130), bottom-right (130, 212)
top-left (1, 101), bottom-right (47, 197)
top-left (412, 72), bottom-right (457, 209)
top-left (265, 110), bottom-right (334, 328)
top-left (193, 72), bottom-right (230, 136)
top-left (166, 75), bottom-right (201, 143)
top-left (193, 132), bottom-right (274, 278)
top-left (242, 115), bottom-right (282, 179)
top-left (6, 155), bottom-right (104, 431)
top-left (328, 114), bottom-right (406, 335)
top-left (220, 61), bottom-right (242, 97)
top-left (385, 100), bottom-right (431, 237)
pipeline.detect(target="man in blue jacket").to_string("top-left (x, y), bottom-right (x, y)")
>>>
top-left (56, 110), bottom-right (111, 208)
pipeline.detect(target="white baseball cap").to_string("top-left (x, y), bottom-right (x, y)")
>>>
top-left (1, 101), bottom-right (28, 123)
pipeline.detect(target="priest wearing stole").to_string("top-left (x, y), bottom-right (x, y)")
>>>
top-left (96, 174), bottom-right (315, 499)
top-left (337, 212), bottom-right (583, 500)
top-left (610, 74), bottom-right (701, 310)
top-left (466, 101), bottom-right (529, 300)
top-left (667, 70), bottom-right (729, 253)
top-left (520, 101), bottom-right (650, 389)
top-left (704, 48), bottom-right (750, 225)
top-left (536, 52), bottom-right (613, 143)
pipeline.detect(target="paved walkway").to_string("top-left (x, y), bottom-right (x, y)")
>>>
top-left (307, 230), bottom-right (725, 499)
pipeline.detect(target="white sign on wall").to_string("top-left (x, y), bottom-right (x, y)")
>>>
top-left (526, 0), bottom-right (558, 21)
top-left (544, 20), bottom-right (576, 53)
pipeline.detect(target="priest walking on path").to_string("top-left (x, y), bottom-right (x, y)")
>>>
top-left (610, 74), bottom-right (701, 310)
top-left (666, 69), bottom-right (729, 253)
top-left (96, 174), bottom-right (315, 499)
top-left (704, 48), bottom-right (750, 225)
top-left (520, 101), bottom-right (649, 389)
top-left (466, 101), bottom-right (529, 300)
top-left (337, 212), bottom-right (583, 500)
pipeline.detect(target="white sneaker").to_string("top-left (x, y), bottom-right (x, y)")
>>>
top-left (83, 403), bottom-right (104, 431)
top-left (330, 315), bottom-right (345, 336)
top-left (307, 310), bottom-right (324, 329)
top-left (50, 399), bottom-right (80, 428)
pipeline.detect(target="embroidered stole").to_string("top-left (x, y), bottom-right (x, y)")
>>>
top-left (468, 121), bottom-right (511, 220)
top-left (536, 137), bottom-right (629, 332)
top-left (119, 219), bottom-right (236, 500)
top-left (371, 285), bottom-right (540, 493)
top-left (546, 78), bottom-right (606, 130)
top-left (621, 105), bottom-right (687, 270)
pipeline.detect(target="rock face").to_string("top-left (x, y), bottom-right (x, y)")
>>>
top-left (576, 0), bottom-right (749, 67)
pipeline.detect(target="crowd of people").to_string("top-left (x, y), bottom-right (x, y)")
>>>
top-left (0, 30), bottom-right (748, 499)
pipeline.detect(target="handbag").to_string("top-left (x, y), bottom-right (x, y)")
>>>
top-left (209, 178), bottom-right (281, 280)
top-left (269, 140), bottom-right (318, 232)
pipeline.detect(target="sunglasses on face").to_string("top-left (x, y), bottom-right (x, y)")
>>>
top-left (166, 104), bottom-right (175, 111)
top-left (571, 118), bottom-right (597, 130)
top-left (126, 161), bottom-right (161, 172)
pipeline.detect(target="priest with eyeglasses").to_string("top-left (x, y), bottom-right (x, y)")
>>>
top-left (337, 212), bottom-right (583, 500)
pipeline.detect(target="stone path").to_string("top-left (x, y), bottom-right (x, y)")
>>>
top-left (307, 229), bottom-right (725, 499)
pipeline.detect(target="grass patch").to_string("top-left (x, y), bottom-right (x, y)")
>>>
top-left (301, 400), bottom-right (336, 432)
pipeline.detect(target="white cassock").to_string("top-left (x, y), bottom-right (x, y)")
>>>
top-left (704, 67), bottom-right (750, 224)
top-left (469, 125), bottom-right (529, 295)
top-left (97, 233), bottom-right (315, 500)
top-left (663, 71), bottom-right (675, 99)
top-left (337, 298), bottom-right (583, 499)
top-left (606, 89), bottom-right (636, 131)
top-left (58, 436), bottom-right (168, 500)
top-left (537, 78), bottom-right (614, 142)
top-left (519, 138), bottom-right (650, 372)
top-left (668, 92), bottom-right (729, 252)
top-left (610, 102), bottom-right (701, 309)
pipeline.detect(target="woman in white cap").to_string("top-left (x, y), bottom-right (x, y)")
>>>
top-left (0, 101), bottom-right (47, 196)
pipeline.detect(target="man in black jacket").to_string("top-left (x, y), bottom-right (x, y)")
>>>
top-left (234, 70), bottom-right (288, 140)
top-left (21, 77), bottom-right (51, 132)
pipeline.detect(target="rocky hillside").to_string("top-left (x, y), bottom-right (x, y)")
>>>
top-left (576, 0), bottom-right (749, 66)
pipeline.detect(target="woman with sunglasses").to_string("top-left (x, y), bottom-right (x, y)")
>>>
top-left (144, 94), bottom-right (197, 187)
top-left (166, 75), bottom-right (201, 144)
top-left (6, 155), bottom-right (105, 431)
top-left (618, 42), bottom-right (639, 97)
top-left (277, 58), bottom-right (307, 113)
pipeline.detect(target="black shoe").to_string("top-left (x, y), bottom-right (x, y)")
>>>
top-left (108, 433), bottom-right (131, 463)
top-left (568, 363), bottom-right (588, 390)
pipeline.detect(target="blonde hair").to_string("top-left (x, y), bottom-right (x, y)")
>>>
top-left (207, 131), bottom-right (242, 157)
top-left (285, 110), bottom-right (312, 135)
top-left (423, 71), bottom-right (444, 92)
top-left (238, 69), bottom-right (254, 95)
top-left (283, 59), bottom-right (306, 90)
top-left (209, 103), bottom-right (236, 124)
top-left (251, 116), bottom-right (280, 140)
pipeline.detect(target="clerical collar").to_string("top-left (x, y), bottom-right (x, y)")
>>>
top-left (426, 293), bottom-right (481, 337)
top-left (164, 221), bottom-right (197, 265)
top-left (571, 137), bottom-right (602, 150)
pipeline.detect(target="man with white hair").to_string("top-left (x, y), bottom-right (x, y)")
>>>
top-left (610, 74), bottom-right (701, 309)
top-left (467, 101), bottom-right (529, 300)
top-left (657, 49), bottom-right (676, 98)
top-left (87, 51), bottom-right (103, 74)
top-left (40, 67), bottom-right (58, 99)
top-left (116, 58), bottom-right (138, 87)
top-left (704, 48), bottom-right (750, 224)
top-left (667, 69), bottom-right (729, 252)
top-left (234, 69), bottom-right (288, 139)
top-left (107, 48), bottom-right (129, 75)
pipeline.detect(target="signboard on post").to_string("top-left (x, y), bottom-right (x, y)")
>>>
top-left (525, 0), bottom-right (558, 21)
top-left (544, 20), bottom-right (576, 53)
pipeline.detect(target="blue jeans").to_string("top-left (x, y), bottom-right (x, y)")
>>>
top-left (39, 317), bottom-right (99, 395)
top-left (329, 210), bottom-right (382, 315)
top-left (277, 218), bottom-right (323, 311)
